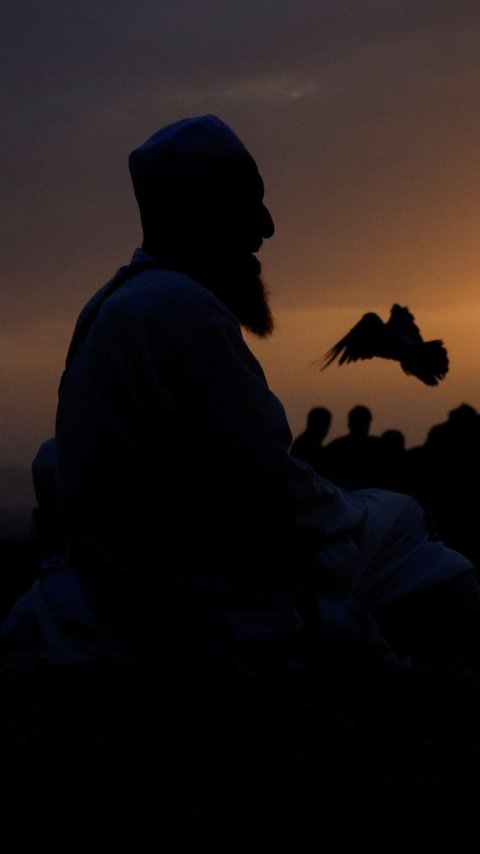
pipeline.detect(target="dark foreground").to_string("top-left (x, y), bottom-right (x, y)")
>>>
top-left (2, 539), bottom-right (480, 850)
top-left (3, 635), bottom-right (480, 849)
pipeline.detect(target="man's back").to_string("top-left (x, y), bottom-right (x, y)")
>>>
top-left (56, 249), bottom-right (299, 636)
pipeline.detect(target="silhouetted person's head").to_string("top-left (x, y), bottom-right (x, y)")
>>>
top-left (348, 405), bottom-right (372, 438)
top-left (381, 429), bottom-right (405, 453)
top-left (448, 403), bottom-right (478, 427)
top-left (306, 407), bottom-right (332, 440)
top-left (129, 115), bottom-right (275, 337)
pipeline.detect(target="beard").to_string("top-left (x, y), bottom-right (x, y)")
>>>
top-left (188, 251), bottom-right (275, 338)
top-left (143, 232), bottom-right (275, 337)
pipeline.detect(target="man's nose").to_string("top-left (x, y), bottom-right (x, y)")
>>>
top-left (260, 203), bottom-right (275, 238)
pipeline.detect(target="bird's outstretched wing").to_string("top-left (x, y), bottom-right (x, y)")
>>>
top-left (318, 303), bottom-right (449, 385)
top-left (318, 313), bottom-right (386, 369)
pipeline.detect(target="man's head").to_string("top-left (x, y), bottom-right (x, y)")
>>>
top-left (306, 407), bottom-right (332, 440)
top-left (129, 115), bottom-right (275, 336)
top-left (348, 405), bottom-right (372, 437)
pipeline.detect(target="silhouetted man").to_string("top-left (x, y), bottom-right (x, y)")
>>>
top-left (291, 407), bottom-right (332, 472)
top-left (377, 429), bottom-right (413, 493)
top-left (422, 404), bottom-right (480, 566)
top-left (0, 116), bottom-right (476, 664)
top-left (325, 405), bottom-right (383, 488)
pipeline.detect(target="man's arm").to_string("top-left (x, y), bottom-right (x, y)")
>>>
top-left (165, 309), bottom-right (370, 598)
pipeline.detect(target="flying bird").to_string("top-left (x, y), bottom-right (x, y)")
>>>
top-left (318, 304), bottom-right (449, 386)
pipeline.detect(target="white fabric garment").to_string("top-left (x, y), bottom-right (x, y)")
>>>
top-left (50, 248), bottom-right (472, 645)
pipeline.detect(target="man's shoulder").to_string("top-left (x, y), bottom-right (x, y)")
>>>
top-left (100, 263), bottom-right (236, 334)
top-left (74, 250), bottom-right (243, 360)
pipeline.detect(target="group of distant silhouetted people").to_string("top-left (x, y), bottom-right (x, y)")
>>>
top-left (21, 400), bottom-right (480, 581)
top-left (291, 402), bottom-right (480, 567)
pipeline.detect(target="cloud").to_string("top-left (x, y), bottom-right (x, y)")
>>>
top-left (221, 74), bottom-right (319, 104)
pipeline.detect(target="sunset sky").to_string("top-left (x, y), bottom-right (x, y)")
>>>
top-left (2, 0), bottom-right (480, 515)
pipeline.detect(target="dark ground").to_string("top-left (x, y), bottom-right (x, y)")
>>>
top-left (2, 536), bottom-right (480, 850)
